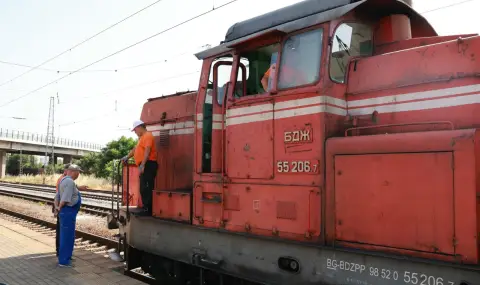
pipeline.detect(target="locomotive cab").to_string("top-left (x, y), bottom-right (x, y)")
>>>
top-left (191, 0), bottom-right (442, 238)
top-left (116, 0), bottom-right (480, 284)
top-left (192, 0), bottom-right (480, 265)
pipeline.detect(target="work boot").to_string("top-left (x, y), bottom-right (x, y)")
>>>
top-left (134, 207), bottom-right (150, 216)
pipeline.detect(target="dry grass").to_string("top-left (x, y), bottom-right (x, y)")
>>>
top-left (0, 174), bottom-right (111, 191)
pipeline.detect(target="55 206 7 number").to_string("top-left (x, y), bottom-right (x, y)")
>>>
top-left (277, 160), bottom-right (319, 174)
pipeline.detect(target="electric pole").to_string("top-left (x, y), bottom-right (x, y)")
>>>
top-left (19, 146), bottom-right (23, 176)
top-left (44, 96), bottom-right (55, 176)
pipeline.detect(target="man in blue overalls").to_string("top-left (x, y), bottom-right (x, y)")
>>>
top-left (55, 164), bottom-right (83, 268)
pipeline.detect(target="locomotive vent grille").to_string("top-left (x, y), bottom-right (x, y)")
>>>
top-left (158, 130), bottom-right (170, 147)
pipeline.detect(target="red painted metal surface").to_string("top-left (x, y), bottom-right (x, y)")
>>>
top-left (152, 191), bottom-right (191, 222)
top-left (136, 92), bottom-right (196, 218)
top-left (347, 37), bottom-right (480, 95)
top-left (140, 91), bottom-right (196, 193)
top-left (335, 152), bottom-right (455, 254)
top-left (226, 120), bottom-right (274, 179)
top-left (326, 129), bottom-right (479, 264)
top-left (193, 182), bottom-right (321, 240)
top-left (122, 164), bottom-right (142, 208)
top-left (193, 182), bottom-right (223, 226)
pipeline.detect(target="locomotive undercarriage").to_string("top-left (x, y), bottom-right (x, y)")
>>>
top-left (119, 211), bottom-right (480, 285)
top-left (126, 245), bottom-right (261, 285)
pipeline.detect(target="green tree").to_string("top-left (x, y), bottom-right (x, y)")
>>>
top-left (6, 154), bottom-right (43, 175)
top-left (76, 136), bottom-right (137, 180)
top-left (75, 152), bottom-right (100, 175)
top-left (96, 136), bottom-right (137, 178)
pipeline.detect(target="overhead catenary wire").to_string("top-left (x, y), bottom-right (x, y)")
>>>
top-left (0, 0), bottom-right (165, 88)
top-left (0, 60), bottom-right (117, 73)
top-left (60, 70), bottom-right (200, 104)
top-left (420, 0), bottom-right (477, 14)
top-left (4, 68), bottom-right (200, 121)
top-left (0, 0), bottom-right (239, 109)
top-left (58, 79), bottom-right (198, 127)
top-left (116, 44), bottom-right (211, 71)
top-left (56, 44), bottom-right (208, 104)
top-left (0, 44), bottom-right (210, 74)
top-left (58, 104), bottom-right (140, 127)
top-left (0, 116), bottom-right (39, 121)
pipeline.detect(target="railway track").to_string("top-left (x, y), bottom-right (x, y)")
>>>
top-left (0, 184), bottom-right (116, 217)
top-left (0, 181), bottom-right (121, 202)
top-left (0, 205), bottom-right (154, 284)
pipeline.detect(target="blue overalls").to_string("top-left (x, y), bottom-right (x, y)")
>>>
top-left (58, 177), bottom-right (82, 266)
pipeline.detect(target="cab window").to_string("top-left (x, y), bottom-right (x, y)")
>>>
top-left (208, 56), bottom-right (233, 105)
top-left (236, 43), bottom-right (279, 96)
top-left (330, 23), bottom-right (373, 83)
top-left (278, 28), bottom-right (323, 90)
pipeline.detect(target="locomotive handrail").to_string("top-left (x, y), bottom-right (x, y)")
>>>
top-left (111, 160), bottom-right (115, 215)
top-left (126, 161), bottom-right (130, 221)
top-left (146, 114), bottom-right (194, 127)
top-left (117, 161), bottom-right (121, 219)
top-left (344, 121), bottom-right (455, 137)
top-left (112, 159), bottom-right (121, 220)
top-left (107, 159), bottom-right (122, 230)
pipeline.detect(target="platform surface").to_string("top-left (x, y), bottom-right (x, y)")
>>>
top-left (0, 216), bottom-right (145, 285)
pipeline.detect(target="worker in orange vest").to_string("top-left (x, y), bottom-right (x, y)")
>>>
top-left (121, 120), bottom-right (158, 216)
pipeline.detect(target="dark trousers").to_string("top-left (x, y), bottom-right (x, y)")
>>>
top-left (55, 215), bottom-right (60, 256)
top-left (139, 160), bottom-right (158, 213)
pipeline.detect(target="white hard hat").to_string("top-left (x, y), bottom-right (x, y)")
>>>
top-left (132, 120), bottom-right (144, 131)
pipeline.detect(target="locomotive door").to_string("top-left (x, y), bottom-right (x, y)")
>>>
top-left (224, 50), bottom-right (276, 179)
top-left (194, 56), bottom-right (233, 227)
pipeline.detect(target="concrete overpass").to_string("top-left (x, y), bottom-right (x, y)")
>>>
top-left (0, 128), bottom-right (103, 177)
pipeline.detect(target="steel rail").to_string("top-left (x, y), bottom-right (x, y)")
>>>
top-left (0, 182), bottom-right (120, 201)
top-left (0, 181), bottom-right (114, 195)
top-left (0, 188), bottom-right (113, 217)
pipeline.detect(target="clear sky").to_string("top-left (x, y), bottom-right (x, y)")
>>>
top-left (0, 0), bottom-right (477, 146)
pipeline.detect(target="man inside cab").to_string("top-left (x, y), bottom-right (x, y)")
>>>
top-left (122, 120), bottom-right (158, 216)
top-left (261, 42), bottom-right (308, 92)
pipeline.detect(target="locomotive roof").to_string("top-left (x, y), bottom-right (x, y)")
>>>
top-left (146, 90), bottom-right (196, 102)
top-left (195, 0), bottom-right (437, 60)
top-left (224, 0), bottom-right (354, 43)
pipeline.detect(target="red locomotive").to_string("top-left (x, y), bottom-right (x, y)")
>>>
top-left (110, 0), bottom-right (480, 284)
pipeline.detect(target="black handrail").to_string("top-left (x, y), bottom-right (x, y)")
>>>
top-left (111, 160), bottom-right (115, 214)
top-left (116, 160), bottom-right (121, 220)
top-left (126, 161), bottom-right (130, 221)
top-left (107, 159), bottom-right (122, 230)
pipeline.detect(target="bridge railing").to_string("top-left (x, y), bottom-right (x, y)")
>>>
top-left (0, 128), bottom-right (103, 151)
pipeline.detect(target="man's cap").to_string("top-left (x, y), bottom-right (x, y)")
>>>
top-left (63, 163), bottom-right (71, 170)
top-left (132, 120), bottom-right (144, 131)
top-left (67, 164), bottom-right (83, 172)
